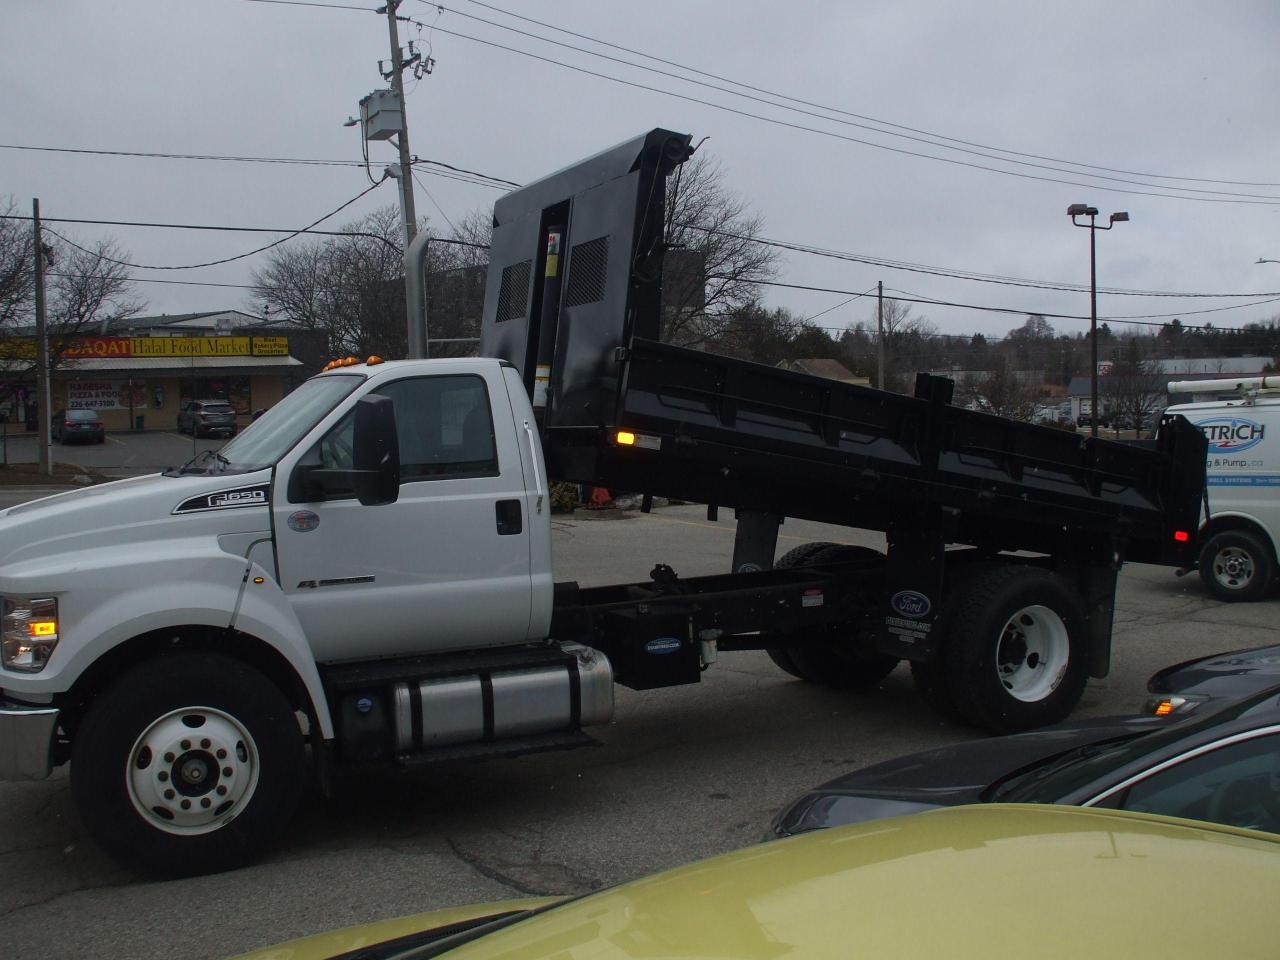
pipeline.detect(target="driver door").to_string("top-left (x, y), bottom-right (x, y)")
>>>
top-left (273, 368), bottom-right (534, 663)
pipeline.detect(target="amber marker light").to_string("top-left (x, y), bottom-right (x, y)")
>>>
top-left (29, 621), bottom-right (57, 637)
top-left (1153, 700), bottom-right (1176, 716)
top-left (366, 355), bottom-right (384, 365)
top-left (253, 577), bottom-right (265, 584)
top-left (616, 431), bottom-right (636, 446)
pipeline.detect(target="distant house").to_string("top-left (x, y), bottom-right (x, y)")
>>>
top-left (777, 358), bottom-right (869, 385)
top-left (1067, 356), bottom-right (1271, 421)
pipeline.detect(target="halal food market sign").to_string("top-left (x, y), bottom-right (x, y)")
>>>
top-left (61, 336), bottom-right (289, 358)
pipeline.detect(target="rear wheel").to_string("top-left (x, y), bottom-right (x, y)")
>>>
top-left (70, 652), bottom-right (306, 878)
top-left (938, 564), bottom-right (1088, 734)
top-left (1199, 530), bottom-right (1274, 603)
top-left (768, 543), bottom-right (898, 689)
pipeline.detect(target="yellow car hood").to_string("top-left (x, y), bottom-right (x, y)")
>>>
top-left (235, 805), bottom-right (1280, 960)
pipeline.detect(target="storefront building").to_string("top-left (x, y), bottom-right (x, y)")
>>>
top-left (3, 311), bottom-right (326, 432)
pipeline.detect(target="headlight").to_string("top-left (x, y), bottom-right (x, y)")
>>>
top-left (2, 597), bottom-right (60, 672)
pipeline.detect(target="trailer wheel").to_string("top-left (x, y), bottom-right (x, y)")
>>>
top-left (768, 543), bottom-right (898, 688)
top-left (1198, 530), bottom-right (1274, 603)
top-left (941, 565), bottom-right (1088, 734)
top-left (70, 652), bottom-right (306, 878)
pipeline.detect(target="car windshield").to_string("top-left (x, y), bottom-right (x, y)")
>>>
top-left (66, 410), bottom-right (99, 421)
top-left (996, 687), bottom-right (1280, 802)
top-left (174, 374), bottom-right (363, 474)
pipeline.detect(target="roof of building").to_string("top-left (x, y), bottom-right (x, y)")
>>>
top-left (780, 358), bottom-right (865, 382)
top-left (101, 310), bottom-right (307, 334)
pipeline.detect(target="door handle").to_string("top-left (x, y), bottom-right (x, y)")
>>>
top-left (495, 499), bottom-right (523, 536)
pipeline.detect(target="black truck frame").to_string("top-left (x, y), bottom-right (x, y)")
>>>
top-left (478, 128), bottom-right (1207, 733)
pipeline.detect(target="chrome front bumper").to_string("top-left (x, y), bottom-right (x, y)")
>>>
top-left (0, 702), bottom-right (58, 780)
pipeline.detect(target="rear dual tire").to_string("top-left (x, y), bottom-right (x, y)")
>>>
top-left (766, 543), bottom-right (900, 690)
top-left (914, 564), bottom-right (1088, 733)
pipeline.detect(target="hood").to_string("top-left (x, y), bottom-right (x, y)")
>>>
top-left (770, 716), bottom-right (1155, 837)
top-left (0, 470), bottom-right (274, 576)
top-left (238, 806), bottom-right (1280, 960)
top-left (1148, 643), bottom-right (1280, 696)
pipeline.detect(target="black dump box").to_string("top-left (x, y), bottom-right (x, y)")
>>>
top-left (480, 129), bottom-right (1206, 568)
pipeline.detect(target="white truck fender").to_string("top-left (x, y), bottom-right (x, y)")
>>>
top-left (0, 542), bottom-right (334, 739)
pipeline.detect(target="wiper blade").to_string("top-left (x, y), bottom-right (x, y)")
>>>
top-left (171, 449), bottom-right (230, 475)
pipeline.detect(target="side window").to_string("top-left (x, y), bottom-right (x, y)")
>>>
top-left (376, 375), bottom-right (498, 482)
top-left (1095, 732), bottom-right (1280, 834)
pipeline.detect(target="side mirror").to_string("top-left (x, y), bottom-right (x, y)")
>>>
top-left (350, 395), bottom-right (400, 506)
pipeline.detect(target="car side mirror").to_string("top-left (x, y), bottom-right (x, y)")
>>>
top-left (350, 394), bottom-right (400, 506)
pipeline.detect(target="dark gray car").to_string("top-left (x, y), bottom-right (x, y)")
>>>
top-left (177, 399), bottom-right (238, 438)
top-left (1146, 643), bottom-right (1280, 717)
top-left (769, 685), bottom-right (1280, 839)
top-left (51, 408), bottom-right (105, 444)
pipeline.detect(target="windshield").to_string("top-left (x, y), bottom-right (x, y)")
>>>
top-left (206, 374), bottom-right (363, 472)
top-left (998, 688), bottom-right (1280, 802)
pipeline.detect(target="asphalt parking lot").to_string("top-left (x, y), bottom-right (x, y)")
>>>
top-left (0, 483), bottom-right (1273, 959)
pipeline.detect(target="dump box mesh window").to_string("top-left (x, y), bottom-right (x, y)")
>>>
top-left (495, 260), bottom-right (532, 323)
top-left (564, 236), bottom-right (609, 308)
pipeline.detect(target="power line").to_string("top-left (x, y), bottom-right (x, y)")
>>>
top-left (48, 273), bottom-right (257, 290)
top-left (733, 276), bottom-right (1280, 331)
top-left (416, 24), bottom-right (1280, 206)
top-left (0, 144), bottom-right (519, 190)
top-left (429, 2), bottom-right (1277, 202)
top-left (39, 179), bottom-right (388, 270)
top-left (411, 170), bottom-right (458, 234)
top-left (685, 223), bottom-right (1280, 299)
top-left (452, 0), bottom-right (1279, 191)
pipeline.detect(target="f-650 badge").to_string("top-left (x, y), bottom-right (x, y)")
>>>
top-left (174, 485), bottom-right (270, 514)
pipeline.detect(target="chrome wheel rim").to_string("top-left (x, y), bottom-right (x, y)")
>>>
top-left (1211, 546), bottom-right (1255, 592)
top-left (126, 707), bottom-right (259, 836)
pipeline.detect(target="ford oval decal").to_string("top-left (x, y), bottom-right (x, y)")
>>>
top-left (1197, 417), bottom-right (1266, 454)
top-left (287, 510), bottom-right (320, 533)
top-left (645, 637), bottom-right (682, 655)
top-left (890, 590), bottom-right (931, 619)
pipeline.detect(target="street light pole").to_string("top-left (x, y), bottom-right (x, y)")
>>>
top-left (1068, 204), bottom-right (1128, 439)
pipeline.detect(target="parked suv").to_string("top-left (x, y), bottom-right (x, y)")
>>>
top-left (177, 399), bottom-right (238, 438)
top-left (51, 409), bottom-right (105, 444)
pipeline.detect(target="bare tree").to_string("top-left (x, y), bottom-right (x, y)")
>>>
top-left (253, 206), bottom-right (408, 358)
top-left (661, 154), bottom-right (778, 347)
top-left (0, 197), bottom-right (144, 390)
top-left (973, 353), bottom-right (1041, 420)
top-left (1102, 338), bottom-right (1166, 433)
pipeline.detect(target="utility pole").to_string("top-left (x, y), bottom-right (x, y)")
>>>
top-left (381, 1), bottom-right (417, 249)
top-left (32, 199), bottom-right (52, 477)
top-left (877, 280), bottom-right (885, 390)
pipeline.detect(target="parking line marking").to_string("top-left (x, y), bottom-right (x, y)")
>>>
top-left (106, 436), bottom-right (125, 445)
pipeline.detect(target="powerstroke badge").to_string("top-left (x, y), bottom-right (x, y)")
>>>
top-left (287, 510), bottom-right (320, 533)
top-left (174, 485), bottom-right (270, 514)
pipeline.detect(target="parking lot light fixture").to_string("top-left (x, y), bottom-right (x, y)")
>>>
top-left (1068, 204), bottom-right (1130, 439)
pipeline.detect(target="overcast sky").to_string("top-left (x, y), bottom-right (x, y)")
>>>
top-left (3, 0), bottom-right (1278, 344)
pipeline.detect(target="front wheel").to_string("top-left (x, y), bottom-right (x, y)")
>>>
top-left (939, 565), bottom-right (1088, 734)
top-left (70, 652), bottom-right (306, 878)
top-left (1199, 530), bottom-right (1275, 603)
